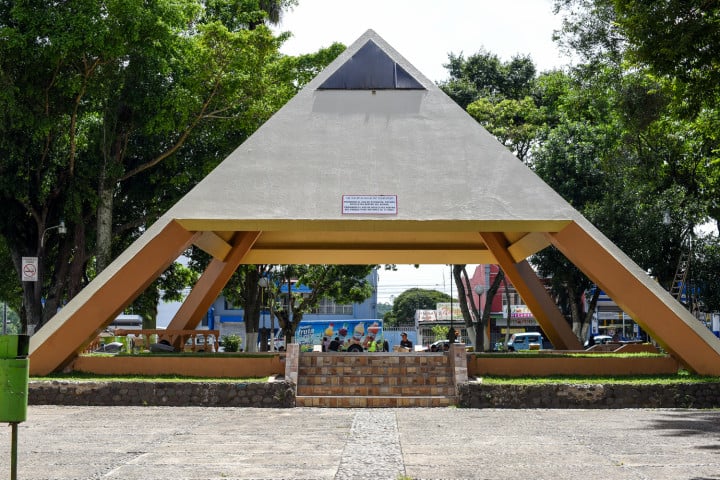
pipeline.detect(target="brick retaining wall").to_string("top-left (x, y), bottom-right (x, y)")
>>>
top-left (29, 380), bottom-right (295, 408)
top-left (458, 382), bottom-right (720, 408)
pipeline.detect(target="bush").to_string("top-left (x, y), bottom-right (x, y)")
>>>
top-left (221, 334), bottom-right (242, 352)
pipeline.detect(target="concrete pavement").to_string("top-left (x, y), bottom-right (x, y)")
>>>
top-left (2, 406), bottom-right (720, 479)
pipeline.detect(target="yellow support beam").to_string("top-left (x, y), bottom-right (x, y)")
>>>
top-left (507, 232), bottom-right (550, 262)
top-left (29, 220), bottom-right (198, 375)
top-left (167, 231), bottom-right (261, 331)
top-left (481, 232), bottom-right (582, 351)
top-left (548, 221), bottom-right (720, 374)
top-left (192, 231), bottom-right (233, 260)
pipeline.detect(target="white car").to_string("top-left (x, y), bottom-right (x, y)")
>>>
top-left (506, 332), bottom-right (544, 351)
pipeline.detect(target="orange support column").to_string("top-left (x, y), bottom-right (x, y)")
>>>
top-left (29, 219), bottom-right (198, 375)
top-left (548, 220), bottom-right (720, 374)
top-left (167, 231), bottom-right (261, 331)
top-left (480, 232), bottom-right (582, 350)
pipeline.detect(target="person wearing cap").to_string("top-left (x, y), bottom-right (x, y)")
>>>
top-left (399, 332), bottom-right (413, 350)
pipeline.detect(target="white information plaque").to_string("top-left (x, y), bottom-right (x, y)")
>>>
top-left (342, 195), bottom-right (397, 215)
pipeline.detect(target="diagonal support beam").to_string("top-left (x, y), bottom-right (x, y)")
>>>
top-left (166, 231), bottom-right (261, 331)
top-left (507, 232), bottom-right (550, 262)
top-left (480, 232), bottom-right (582, 350)
top-left (548, 220), bottom-right (720, 375)
top-left (193, 231), bottom-right (232, 260)
top-left (29, 219), bottom-right (198, 375)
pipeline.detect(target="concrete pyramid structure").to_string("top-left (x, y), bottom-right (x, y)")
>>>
top-left (29, 30), bottom-right (720, 375)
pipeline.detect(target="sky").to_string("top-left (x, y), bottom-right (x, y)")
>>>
top-left (273, 0), bottom-right (569, 304)
top-left (275, 0), bottom-right (567, 84)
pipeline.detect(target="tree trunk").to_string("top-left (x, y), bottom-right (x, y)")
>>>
top-left (15, 246), bottom-right (41, 334)
top-left (479, 270), bottom-right (504, 352)
top-left (96, 182), bottom-right (114, 273)
top-left (243, 272), bottom-right (262, 352)
top-left (568, 283), bottom-right (582, 337)
top-left (452, 264), bottom-right (479, 347)
top-left (581, 288), bottom-right (601, 342)
top-left (502, 274), bottom-right (512, 349)
top-left (242, 334), bottom-right (258, 352)
top-left (11, 228), bottom-right (45, 332)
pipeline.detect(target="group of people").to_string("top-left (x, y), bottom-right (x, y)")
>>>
top-left (320, 332), bottom-right (413, 352)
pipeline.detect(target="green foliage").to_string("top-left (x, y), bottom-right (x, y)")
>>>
top-left (693, 235), bottom-right (720, 312)
top-left (551, 0), bottom-right (720, 307)
top-left (0, 302), bottom-right (20, 334)
top-left (386, 288), bottom-right (452, 325)
top-left (280, 265), bottom-right (376, 337)
top-left (449, 3), bottom-right (720, 335)
top-left (610, 0), bottom-right (720, 114)
top-left (0, 0), bottom-right (317, 329)
top-left (440, 50), bottom-right (536, 108)
top-left (467, 96), bottom-right (544, 162)
top-left (272, 42), bottom-right (346, 92)
top-left (376, 302), bottom-right (392, 318)
top-left (221, 334), bottom-right (243, 352)
top-left (431, 325), bottom-right (450, 342)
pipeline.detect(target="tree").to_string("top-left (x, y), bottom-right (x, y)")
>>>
top-left (219, 264), bottom-right (375, 351)
top-left (274, 265), bottom-right (376, 345)
top-left (0, 1), bottom-right (302, 331)
top-left (694, 235), bottom-right (720, 312)
top-left (451, 264), bottom-right (482, 348)
top-left (441, 50), bottom-right (545, 345)
top-left (610, 0), bottom-right (720, 114)
top-left (478, 268), bottom-right (505, 352)
top-left (384, 288), bottom-right (452, 326)
top-left (554, 0), bottom-right (720, 292)
top-left (467, 96), bottom-right (545, 163)
top-left (220, 264), bottom-right (274, 352)
top-left (440, 50), bottom-right (537, 109)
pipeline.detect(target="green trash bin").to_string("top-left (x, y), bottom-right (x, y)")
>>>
top-left (0, 335), bottom-right (30, 423)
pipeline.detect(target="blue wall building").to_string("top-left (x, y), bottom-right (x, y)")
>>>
top-left (211, 270), bottom-right (379, 338)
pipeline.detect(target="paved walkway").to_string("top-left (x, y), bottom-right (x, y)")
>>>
top-left (2, 406), bottom-right (720, 479)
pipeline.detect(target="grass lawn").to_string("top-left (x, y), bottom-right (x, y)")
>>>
top-left (478, 370), bottom-right (720, 385)
top-left (31, 372), bottom-right (270, 383)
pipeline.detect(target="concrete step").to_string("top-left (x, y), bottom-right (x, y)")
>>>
top-left (297, 368), bottom-right (453, 380)
top-left (299, 353), bottom-right (449, 368)
top-left (296, 384), bottom-right (456, 397)
top-left (296, 395), bottom-right (458, 408)
top-left (293, 352), bottom-right (461, 408)
top-left (297, 374), bottom-right (453, 387)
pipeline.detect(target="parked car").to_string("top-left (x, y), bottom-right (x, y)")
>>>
top-left (506, 332), bottom-right (544, 351)
top-left (94, 341), bottom-right (124, 354)
top-left (584, 334), bottom-right (613, 348)
top-left (423, 340), bottom-right (473, 352)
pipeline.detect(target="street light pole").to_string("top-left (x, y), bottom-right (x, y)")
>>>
top-left (40, 220), bottom-right (67, 247)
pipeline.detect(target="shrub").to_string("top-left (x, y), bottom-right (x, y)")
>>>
top-left (221, 334), bottom-right (242, 352)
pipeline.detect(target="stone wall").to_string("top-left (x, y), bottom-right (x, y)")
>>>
top-left (458, 382), bottom-right (720, 408)
top-left (29, 380), bottom-right (295, 408)
top-left (28, 380), bottom-right (720, 409)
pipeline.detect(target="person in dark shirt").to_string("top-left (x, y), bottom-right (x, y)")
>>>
top-left (328, 337), bottom-right (341, 351)
top-left (400, 332), bottom-right (413, 350)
